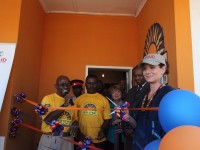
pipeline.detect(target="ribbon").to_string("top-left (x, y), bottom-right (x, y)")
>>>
top-left (19, 122), bottom-right (101, 150)
top-left (9, 107), bottom-right (23, 137)
top-left (15, 92), bottom-right (159, 111)
top-left (11, 107), bottom-right (20, 117)
top-left (15, 92), bottom-right (26, 102)
top-left (82, 137), bottom-right (93, 148)
top-left (50, 120), bottom-right (64, 135)
top-left (75, 137), bottom-right (102, 150)
top-left (9, 118), bottom-right (23, 137)
top-left (112, 101), bottom-right (130, 121)
top-left (34, 104), bottom-right (48, 115)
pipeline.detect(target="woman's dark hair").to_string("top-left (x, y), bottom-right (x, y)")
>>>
top-left (159, 60), bottom-right (169, 74)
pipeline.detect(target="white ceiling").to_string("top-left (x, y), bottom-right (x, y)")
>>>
top-left (39, 0), bottom-right (147, 17)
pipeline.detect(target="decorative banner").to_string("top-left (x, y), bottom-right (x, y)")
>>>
top-left (0, 43), bottom-right (16, 111)
top-left (143, 23), bottom-right (168, 84)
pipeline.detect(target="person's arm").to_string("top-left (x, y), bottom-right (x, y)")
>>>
top-left (111, 118), bottom-right (121, 126)
top-left (44, 99), bottom-right (70, 124)
top-left (123, 111), bottom-right (136, 128)
top-left (127, 115), bottom-right (137, 128)
top-left (97, 119), bottom-right (110, 140)
top-left (69, 120), bottom-right (79, 137)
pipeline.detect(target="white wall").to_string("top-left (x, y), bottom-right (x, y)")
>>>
top-left (190, 0), bottom-right (200, 96)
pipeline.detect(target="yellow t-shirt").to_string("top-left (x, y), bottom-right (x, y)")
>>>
top-left (41, 93), bottom-right (77, 132)
top-left (75, 93), bottom-right (111, 143)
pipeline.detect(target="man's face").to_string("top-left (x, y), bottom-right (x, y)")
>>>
top-left (56, 77), bottom-right (71, 97)
top-left (119, 80), bottom-right (126, 91)
top-left (72, 86), bottom-right (83, 97)
top-left (86, 77), bottom-right (97, 94)
top-left (133, 68), bottom-right (145, 85)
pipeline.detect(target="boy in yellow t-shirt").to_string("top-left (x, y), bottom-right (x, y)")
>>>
top-left (75, 75), bottom-right (111, 149)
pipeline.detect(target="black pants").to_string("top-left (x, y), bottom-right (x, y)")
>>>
top-left (105, 141), bottom-right (124, 150)
top-left (93, 141), bottom-right (106, 149)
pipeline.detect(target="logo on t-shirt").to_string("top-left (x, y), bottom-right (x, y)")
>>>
top-left (83, 103), bottom-right (97, 115)
top-left (45, 104), bottom-right (50, 107)
top-left (58, 111), bottom-right (72, 126)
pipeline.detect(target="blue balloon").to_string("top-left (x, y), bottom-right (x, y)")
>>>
top-left (159, 89), bottom-right (200, 133)
top-left (144, 139), bottom-right (161, 150)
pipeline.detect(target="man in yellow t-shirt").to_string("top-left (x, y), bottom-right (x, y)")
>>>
top-left (75, 75), bottom-right (111, 149)
top-left (38, 75), bottom-right (78, 150)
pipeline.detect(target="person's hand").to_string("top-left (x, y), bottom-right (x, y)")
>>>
top-left (122, 114), bottom-right (130, 122)
top-left (96, 128), bottom-right (105, 140)
top-left (69, 121), bottom-right (79, 137)
top-left (116, 128), bottom-right (123, 134)
top-left (123, 111), bottom-right (137, 128)
top-left (78, 136), bottom-right (92, 146)
top-left (122, 107), bottom-right (130, 121)
top-left (124, 128), bottom-right (133, 136)
top-left (77, 131), bottom-right (86, 141)
top-left (62, 94), bottom-right (73, 107)
top-left (64, 94), bottom-right (73, 100)
top-left (112, 118), bottom-right (121, 126)
top-left (62, 100), bottom-right (69, 107)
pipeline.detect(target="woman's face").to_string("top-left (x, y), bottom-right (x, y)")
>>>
top-left (111, 89), bottom-right (122, 101)
top-left (143, 64), bottom-right (166, 84)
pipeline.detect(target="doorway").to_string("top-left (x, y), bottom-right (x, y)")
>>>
top-left (85, 65), bottom-right (133, 92)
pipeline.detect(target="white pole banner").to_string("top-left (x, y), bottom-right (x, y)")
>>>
top-left (0, 43), bottom-right (16, 111)
top-left (0, 136), bottom-right (5, 150)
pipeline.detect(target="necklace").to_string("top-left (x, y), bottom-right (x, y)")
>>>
top-left (141, 84), bottom-right (164, 110)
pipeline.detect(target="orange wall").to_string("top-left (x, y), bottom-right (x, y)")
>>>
top-left (0, 0), bottom-right (45, 150)
top-left (0, 0), bottom-right (21, 42)
top-left (39, 14), bottom-right (139, 100)
top-left (174, 0), bottom-right (194, 90)
top-left (137, 0), bottom-right (177, 88)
